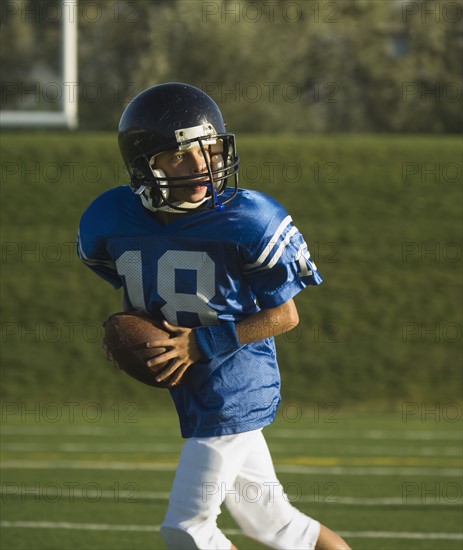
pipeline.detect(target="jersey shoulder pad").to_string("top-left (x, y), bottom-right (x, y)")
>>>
top-left (232, 189), bottom-right (288, 232)
top-left (79, 185), bottom-right (134, 237)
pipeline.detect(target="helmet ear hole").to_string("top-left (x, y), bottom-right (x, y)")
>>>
top-left (148, 156), bottom-right (166, 184)
top-left (149, 168), bottom-right (168, 202)
top-left (151, 168), bottom-right (166, 180)
top-left (211, 154), bottom-right (224, 190)
top-left (148, 156), bottom-right (168, 198)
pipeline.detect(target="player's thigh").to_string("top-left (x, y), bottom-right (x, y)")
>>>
top-left (223, 431), bottom-right (292, 528)
top-left (224, 431), bottom-right (320, 549)
top-left (163, 429), bottom-right (263, 523)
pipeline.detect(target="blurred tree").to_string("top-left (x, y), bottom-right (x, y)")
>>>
top-left (77, 0), bottom-right (151, 129)
top-left (1, 0), bottom-right (61, 111)
top-left (2, 0), bottom-right (461, 132)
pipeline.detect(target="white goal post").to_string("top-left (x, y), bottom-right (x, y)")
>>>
top-left (0, 0), bottom-right (78, 129)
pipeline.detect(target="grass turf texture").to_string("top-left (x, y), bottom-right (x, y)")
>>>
top-left (1, 132), bottom-right (461, 408)
top-left (1, 408), bottom-right (462, 550)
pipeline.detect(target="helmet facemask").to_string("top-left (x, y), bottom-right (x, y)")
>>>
top-left (130, 123), bottom-right (239, 213)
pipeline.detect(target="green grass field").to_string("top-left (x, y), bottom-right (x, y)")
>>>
top-left (1, 406), bottom-right (462, 550)
top-left (1, 132), bottom-right (461, 548)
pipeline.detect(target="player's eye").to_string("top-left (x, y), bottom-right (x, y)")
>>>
top-left (171, 153), bottom-right (185, 162)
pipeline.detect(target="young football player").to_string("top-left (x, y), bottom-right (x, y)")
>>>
top-left (78, 82), bottom-right (351, 550)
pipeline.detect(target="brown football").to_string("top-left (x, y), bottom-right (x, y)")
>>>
top-left (103, 311), bottom-right (178, 388)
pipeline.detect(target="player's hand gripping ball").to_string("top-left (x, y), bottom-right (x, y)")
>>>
top-left (103, 312), bottom-right (179, 388)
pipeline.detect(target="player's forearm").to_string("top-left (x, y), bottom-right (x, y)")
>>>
top-left (235, 299), bottom-right (299, 345)
top-left (194, 299), bottom-right (299, 359)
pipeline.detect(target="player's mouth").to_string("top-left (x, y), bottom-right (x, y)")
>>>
top-left (182, 181), bottom-right (209, 195)
top-left (187, 177), bottom-right (210, 190)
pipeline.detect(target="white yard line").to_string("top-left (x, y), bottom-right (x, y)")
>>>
top-left (0, 521), bottom-right (461, 540)
top-left (269, 429), bottom-right (462, 440)
top-left (0, 460), bottom-right (176, 471)
top-left (1, 460), bottom-right (460, 476)
top-left (1, 443), bottom-right (181, 452)
top-left (0, 426), bottom-right (109, 435)
top-left (2, 442), bottom-right (461, 457)
top-left (0, 487), bottom-right (460, 506)
top-left (1, 426), bottom-right (461, 440)
top-left (338, 531), bottom-right (463, 541)
top-left (276, 465), bottom-right (462, 476)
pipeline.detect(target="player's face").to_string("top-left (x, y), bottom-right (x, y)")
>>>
top-left (154, 145), bottom-right (211, 203)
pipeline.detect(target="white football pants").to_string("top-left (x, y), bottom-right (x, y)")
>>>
top-left (160, 428), bottom-right (321, 549)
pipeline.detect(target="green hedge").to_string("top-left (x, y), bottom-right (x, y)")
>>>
top-left (1, 132), bottom-right (461, 408)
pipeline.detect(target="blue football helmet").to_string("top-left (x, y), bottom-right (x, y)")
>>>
top-left (118, 83), bottom-right (240, 213)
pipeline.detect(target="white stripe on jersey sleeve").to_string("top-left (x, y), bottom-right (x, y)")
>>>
top-left (243, 215), bottom-right (293, 271)
top-left (244, 226), bottom-right (299, 273)
top-left (77, 230), bottom-right (116, 270)
top-left (296, 242), bottom-right (314, 277)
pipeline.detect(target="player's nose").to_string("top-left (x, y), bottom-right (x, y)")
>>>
top-left (191, 150), bottom-right (207, 173)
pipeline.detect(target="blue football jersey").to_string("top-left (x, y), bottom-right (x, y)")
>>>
top-left (77, 185), bottom-right (322, 437)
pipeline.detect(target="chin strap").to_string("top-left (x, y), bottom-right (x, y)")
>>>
top-left (150, 197), bottom-right (210, 214)
top-left (135, 184), bottom-right (209, 214)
